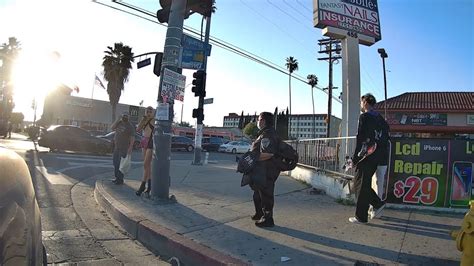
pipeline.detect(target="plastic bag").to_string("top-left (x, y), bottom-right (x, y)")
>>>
top-left (119, 154), bottom-right (131, 174)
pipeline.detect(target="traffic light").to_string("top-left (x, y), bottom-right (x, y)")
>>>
top-left (153, 52), bottom-right (163, 77)
top-left (192, 108), bottom-right (204, 121)
top-left (156, 0), bottom-right (171, 23)
top-left (191, 70), bottom-right (206, 97)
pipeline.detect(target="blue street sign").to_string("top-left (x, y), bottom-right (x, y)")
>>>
top-left (181, 34), bottom-right (212, 56)
top-left (180, 34), bottom-right (212, 70)
top-left (137, 58), bottom-right (151, 69)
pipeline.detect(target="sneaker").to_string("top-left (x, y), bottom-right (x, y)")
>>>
top-left (349, 217), bottom-right (367, 224)
top-left (372, 203), bottom-right (386, 219)
top-left (251, 213), bottom-right (263, 221)
top-left (369, 210), bottom-right (376, 219)
top-left (255, 217), bottom-right (275, 228)
top-left (112, 179), bottom-right (124, 185)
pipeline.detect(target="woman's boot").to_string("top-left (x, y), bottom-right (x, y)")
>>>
top-left (135, 181), bottom-right (146, 196)
top-left (144, 179), bottom-right (151, 197)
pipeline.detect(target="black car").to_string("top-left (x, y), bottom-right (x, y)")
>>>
top-left (0, 148), bottom-right (46, 265)
top-left (171, 136), bottom-right (194, 152)
top-left (38, 125), bottom-right (112, 155)
top-left (202, 137), bottom-right (226, 152)
top-left (97, 131), bottom-right (142, 150)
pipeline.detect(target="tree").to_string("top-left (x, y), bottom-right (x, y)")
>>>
top-left (102, 42), bottom-right (134, 123)
top-left (238, 111), bottom-right (244, 129)
top-left (285, 56), bottom-right (298, 138)
top-left (307, 74), bottom-right (318, 138)
top-left (243, 122), bottom-right (259, 140)
top-left (177, 121), bottom-right (192, 128)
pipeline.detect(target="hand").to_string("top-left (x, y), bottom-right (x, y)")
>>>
top-left (127, 147), bottom-right (133, 155)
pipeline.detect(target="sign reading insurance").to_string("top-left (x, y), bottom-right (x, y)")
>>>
top-left (313, 0), bottom-right (381, 42)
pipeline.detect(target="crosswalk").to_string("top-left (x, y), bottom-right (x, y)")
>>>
top-left (36, 152), bottom-right (142, 185)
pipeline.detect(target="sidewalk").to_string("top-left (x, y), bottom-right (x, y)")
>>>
top-left (94, 160), bottom-right (463, 265)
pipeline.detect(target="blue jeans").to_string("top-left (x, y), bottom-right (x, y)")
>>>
top-left (113, 148), bottom-right (127, 181)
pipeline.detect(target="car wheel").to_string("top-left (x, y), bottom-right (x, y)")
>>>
top-left (232, 148), bottom-right (237, 154)
top-left (187, 145), bottom-right (194, 152)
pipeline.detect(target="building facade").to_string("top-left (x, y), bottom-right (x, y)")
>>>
top-left (223, 112), bottom-right (341, 139)
top-left (374, 92), bottom-right (473, 139)
top-left (41, 93), bottom-right (146, 132)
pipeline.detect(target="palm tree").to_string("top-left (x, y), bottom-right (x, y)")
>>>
top-left (285, 56), bottom-right (298, 139)
top-left (307, 74), bottom-right (318, 138)
top-left (102, 42), bottom-right (134, 123)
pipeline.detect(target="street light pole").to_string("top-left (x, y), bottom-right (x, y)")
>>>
top-left (378, 48), bottom-right (388, 118)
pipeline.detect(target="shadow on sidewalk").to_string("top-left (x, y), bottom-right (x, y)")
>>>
top-left (272, 226), bottom-right (458, 265)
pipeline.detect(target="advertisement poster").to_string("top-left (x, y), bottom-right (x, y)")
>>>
top-left (386, 139), bottom-right (449, 207)
top-left (386, 139), bottom-right (474, 208)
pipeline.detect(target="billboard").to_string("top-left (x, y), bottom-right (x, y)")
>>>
top-left (385, 139), bottom-right (474, 208)
top-left (313, 0), bottom-right (381, 43)
top-left (161, 68), bottom-right (186, 102)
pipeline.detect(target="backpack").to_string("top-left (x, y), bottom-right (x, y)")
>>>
top-left (274, 140), bottom-right (298, 171)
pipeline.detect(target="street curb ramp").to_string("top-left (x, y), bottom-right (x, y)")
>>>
top-left (94, 180), bottom-right (248, 266)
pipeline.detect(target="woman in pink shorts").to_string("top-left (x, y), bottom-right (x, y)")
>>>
top-left (135, 106), bottom-right (155, 196)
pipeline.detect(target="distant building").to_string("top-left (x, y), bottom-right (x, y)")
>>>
top-left (41, 93), bottom-right (146, 133)
top-left (223, 112), bottom-right (341, 139)
top-left (374, 92), bottom-right (473, 139)
top-left (223, 113), bottom-right (243, 128)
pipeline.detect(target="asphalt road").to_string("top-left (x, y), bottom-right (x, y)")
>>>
top-left (0, 133), bottom-right (236, 265)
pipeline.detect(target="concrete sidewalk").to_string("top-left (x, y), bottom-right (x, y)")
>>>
top-left (94, 160), bottom-right (463, 265)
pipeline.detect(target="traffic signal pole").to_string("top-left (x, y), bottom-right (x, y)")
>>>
top-left (151, 0), bottom-right (187, 200)
top-left (192, 14), bottom-right (211, 165)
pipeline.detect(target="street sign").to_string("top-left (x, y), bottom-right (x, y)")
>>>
top-left (180, 34), bottom-right (212, 70)
top-left (161, 68), bottom-right (186, 102)
top-left (182, 34), bottom-right (212, 54)
top-left (203, 98), bottom-right (213, 105)
top-left (137, 58), bottom-right (151, 69)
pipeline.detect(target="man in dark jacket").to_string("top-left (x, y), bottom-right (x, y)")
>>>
top-left (349, 93), bottom-right (388, 224)
top-left (110, 112), bottom-right (135, 185)
top-left (249, 112), bottom-right (281, 228)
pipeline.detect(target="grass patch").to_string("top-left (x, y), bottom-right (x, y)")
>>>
top-left (336, 196), bottom-right (355, 206)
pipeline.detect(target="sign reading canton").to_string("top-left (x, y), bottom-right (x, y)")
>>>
top-left (313, 0), bottom-right (381, 42)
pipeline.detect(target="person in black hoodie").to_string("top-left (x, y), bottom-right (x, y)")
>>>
top-left (348, 93), bottom-right (388, 224)
top-left (249, 112), bottom-right (281, 228)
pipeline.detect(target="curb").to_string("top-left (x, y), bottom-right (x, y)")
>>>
top-left (94, 180), bottom-right (249, 266)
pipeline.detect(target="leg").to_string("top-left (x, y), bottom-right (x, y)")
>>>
top-left (255, 176), bottom-right (276, 227)
top-left (354, 162), bottom-right (378, 222)
top-left (144, 149), bottom-right (153, 193)
top-left (113, 149), bottom-right (121, 180)
top-left (141, 148), bottom-right (147, 182)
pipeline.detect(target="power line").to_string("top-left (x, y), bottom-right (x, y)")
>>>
top-left (296, 0), bottom-right (312, 12)
top-left (92, 0), bottom-right (341, 103)
top-left (282, 0), bottom-right (312, 21)
top-left (266, 0), bottom-right (313, 31)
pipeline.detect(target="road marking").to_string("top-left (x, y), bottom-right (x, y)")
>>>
top-left (36, 165), bottom-right (73, 185)
top-left (57, 156), bottom-right (142, 164)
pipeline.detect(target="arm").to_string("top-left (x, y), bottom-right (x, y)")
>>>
top-left (351, 114), bottom-right (365, 164)
top-left (136, 116), bottom-right (147, 132)
top-left (258, 152), bottom-right (273, 161)
top-left (111, 119), bottom-right (121, 131)
top-left (127, 135), bottom-right (134, 154)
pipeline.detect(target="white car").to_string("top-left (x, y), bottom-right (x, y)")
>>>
top-left (218, 141), bottom-right (251, 154)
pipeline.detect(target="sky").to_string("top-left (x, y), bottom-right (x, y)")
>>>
top-left (0, 0), bottom-right (473, 127)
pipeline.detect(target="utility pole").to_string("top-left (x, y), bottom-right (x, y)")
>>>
top-left (377, 48), bottom-right (388, 118)
top-left (152, 0), bottom-right (187, 200)
top-left (318, 38), bottom-right (341, 138)
top-left (193, 14), bottom-right (212, 165)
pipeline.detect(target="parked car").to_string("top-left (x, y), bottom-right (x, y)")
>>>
top-left (0, 147), bottom-right (47, 265)
top-left (218, 141), bottom-right (251, 154)
top-left (202, 137), bottom-right (226, 152)
top-left (38, 125), bottom-right (112, 155)
top-left (96, 131), bottom-right (142, 150)
top-left (171, 136), bottom-right (194, 152)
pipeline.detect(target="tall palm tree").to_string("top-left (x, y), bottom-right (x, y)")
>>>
top-left (307, 74), bottom-right (318, 138)
top-left (102, 42), bottom-right (134, 123)
top-left (285, 56), bottom-right (298, 139)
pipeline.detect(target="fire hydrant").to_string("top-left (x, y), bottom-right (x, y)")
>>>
top-left (451, 201), bottom-right (474, 266)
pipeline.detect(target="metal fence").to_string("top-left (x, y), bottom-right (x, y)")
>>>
top-left (287, 137), bottom-right (357, 179)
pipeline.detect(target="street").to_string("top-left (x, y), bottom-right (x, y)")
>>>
top-left (0, 133), bottom-right (235, 265)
